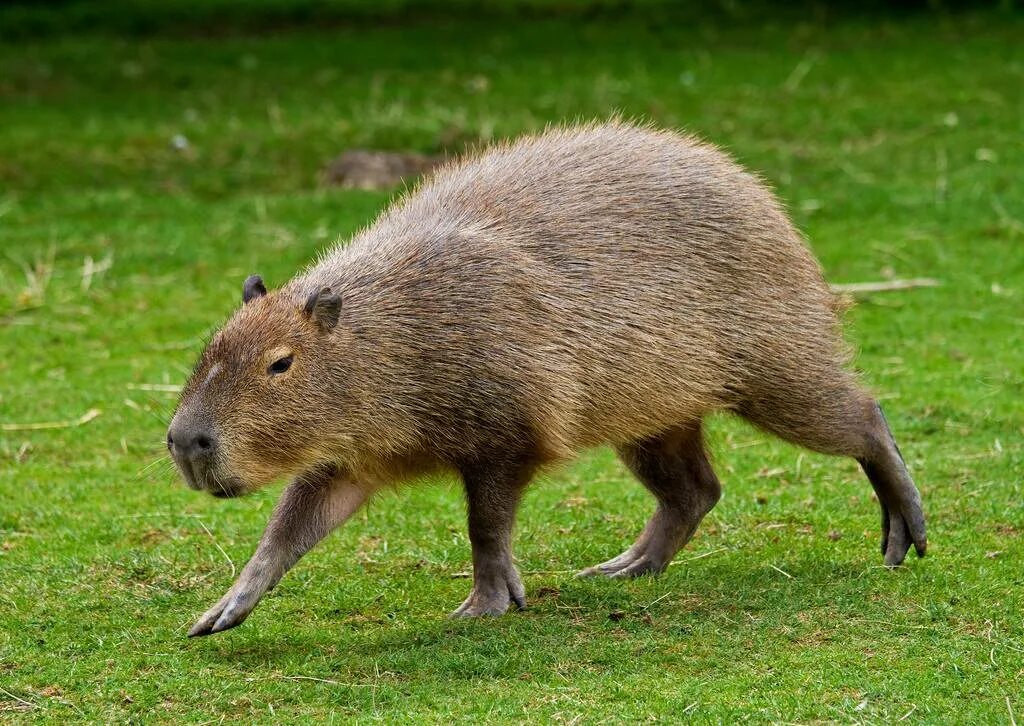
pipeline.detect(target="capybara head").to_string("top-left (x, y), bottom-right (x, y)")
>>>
top-left (167, 275), bottom-right (348, 497)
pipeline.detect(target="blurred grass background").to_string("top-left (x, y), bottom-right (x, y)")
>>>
top-left (1, 1), bottom-right (1022, 721)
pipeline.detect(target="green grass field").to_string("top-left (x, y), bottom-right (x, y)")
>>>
top-left (1, 3), bottom-right (1022, 721)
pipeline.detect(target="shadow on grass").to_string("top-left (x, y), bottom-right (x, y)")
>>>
top-left (187, 552), bottom-right (901, 677)
top-left (3, 0), bottom-right (1014, 41)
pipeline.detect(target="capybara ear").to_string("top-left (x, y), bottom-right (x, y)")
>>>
top-left (303, 287), bottom-right (342, 331)
top-left (243, 275), bottom-right (267, 304)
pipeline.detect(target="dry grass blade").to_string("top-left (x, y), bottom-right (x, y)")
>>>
top-left (668, 546), bottom-right (728, 566)
top-left (280, 675), bottom-right (373, 687)
top-left (449, 568), bottom-right (575, 578)
top-left (830, 278), bottom-right (941, 294)
top-left (80, 252), bottom-right (113, 291)
top-left (126, 383), bottom-right (182, 393)
top-left (0, 686), bottom-right (39, 711)
top-left (1, 408), bottom-right (101, 432)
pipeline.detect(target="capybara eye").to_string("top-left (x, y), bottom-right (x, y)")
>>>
top-left (268, 354), bottom-right (294, 376)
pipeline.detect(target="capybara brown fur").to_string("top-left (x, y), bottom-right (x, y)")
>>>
top-left (168, 121), bottom-right (926, 636)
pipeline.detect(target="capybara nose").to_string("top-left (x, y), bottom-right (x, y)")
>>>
top-left (167, 423), bottom-right (217, 463)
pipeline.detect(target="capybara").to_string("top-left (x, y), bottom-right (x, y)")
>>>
top-left (167, 121), bottom-right (926, 636)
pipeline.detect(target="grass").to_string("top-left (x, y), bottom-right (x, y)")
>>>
top-left (1, 3), bottom-right (1023, 721)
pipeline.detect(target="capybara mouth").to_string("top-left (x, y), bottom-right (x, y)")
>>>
top-left (174, 458), bottom-right (204, 491)
top-left (204, 474), bottom-right (247, 499)
top-left (172, 457), bottom-right (246, 498)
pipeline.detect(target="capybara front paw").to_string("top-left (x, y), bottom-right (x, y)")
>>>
top-left (450, 569), bottom-right (526, 617)
top-left (450, 589), bottom-right (511, 617)
top-left (188, 590), bottom-right (256, 637)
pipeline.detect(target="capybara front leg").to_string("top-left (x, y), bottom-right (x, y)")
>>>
top-left (451, 459), bottom-right (533, 617)
top-left (188, 469), bottom-right (368, 636)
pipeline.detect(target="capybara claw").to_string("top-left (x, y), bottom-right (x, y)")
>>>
top-left (188, 602), bottom-right (226, 637)
top-left (210, 610), bottom-right (249, 634)
top-left (188, 608), bottom-right (225, 637)
top-left (187, 617), bottom-right (216, 638)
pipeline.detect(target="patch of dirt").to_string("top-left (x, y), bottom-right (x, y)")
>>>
top-left (128, 528), bottom-right (173, 546)
top-left (535, 586), bottom-right (561, 599)
top-left (322, 150), bottom-right (443, 190)
top-left (559, 495), bottom-right (588, 509)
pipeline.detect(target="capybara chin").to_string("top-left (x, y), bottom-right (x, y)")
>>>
top-left (167, 121), bottom-right (926, 636)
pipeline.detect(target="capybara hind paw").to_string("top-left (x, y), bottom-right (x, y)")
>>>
top-left (578, 553), bottom-right (665, 578)
top-left (880, 502), bottom-right (927, 568)
top-left (578, 544), bottom-right (668, 579)
top-left (875, 486), bottom-right (927, 568)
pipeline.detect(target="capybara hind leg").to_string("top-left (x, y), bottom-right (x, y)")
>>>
top-left (859, 403), bottom-right (926, 565)
top-left (579, 422), bottom-right (721, 578)
top-left (451, 459), bottom-right (534, 617)
top-left (740, 382), bottom-right (926, 567)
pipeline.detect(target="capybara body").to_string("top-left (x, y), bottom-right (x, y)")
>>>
top-left (169, 122), bottom-right (926, 635)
